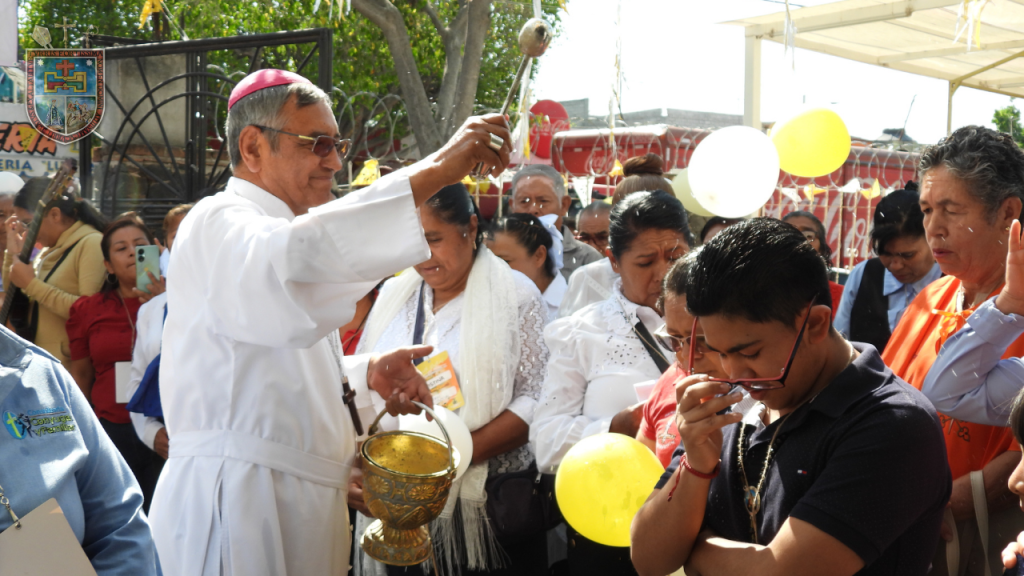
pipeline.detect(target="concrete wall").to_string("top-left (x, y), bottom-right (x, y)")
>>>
top-left (97, 54), bottom-right (187, 149)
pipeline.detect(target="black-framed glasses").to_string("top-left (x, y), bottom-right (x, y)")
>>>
top-left (254, 125), bottom-right (351, 158)
top-left (689, 305), bottom-right (811, 391)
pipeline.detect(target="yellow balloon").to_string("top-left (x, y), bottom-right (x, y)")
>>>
top-left (555, 433), bottom-right (665, 547)
top-left (771, 108), bottom-right (851, 178)
top-left (671, 168), bottom-right (714, 217)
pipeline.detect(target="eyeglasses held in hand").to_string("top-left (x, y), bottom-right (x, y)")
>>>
top-left (688, 306), bottom-right (811, 391)
top-left (254, 125), bottom-right (352, 158)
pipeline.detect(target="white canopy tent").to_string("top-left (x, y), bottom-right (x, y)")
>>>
top-left (726, 0), bottom-right (1024, 134)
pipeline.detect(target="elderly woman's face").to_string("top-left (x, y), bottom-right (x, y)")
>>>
top-left (414, 205), bottom-right (477, 296)
top-left (611, 229), bottom-right (689, 310)
top-left (921, 166), bottom-right (1016, 286)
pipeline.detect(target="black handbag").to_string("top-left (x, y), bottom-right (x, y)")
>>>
top-left (485, 461), bottom-right (563, 544)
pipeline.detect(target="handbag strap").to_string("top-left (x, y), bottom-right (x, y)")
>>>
top-left (412, 281), bottom-right (426, 366)
top-left (25, 238), bottom-right (83, 342)
top-left (633, 321), bottom-right (670, 374)
top-left (945, 506), bottom-right (960, 576)
top-left (42, 239), bottom-right (82, 283)
top-left (971, 469), bottom-right (991, 576)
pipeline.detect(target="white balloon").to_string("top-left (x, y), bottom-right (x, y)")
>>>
top-left (688, 126), bottom-right (780, 218)
top-left (398, 406), bottom-right (474, 480)
top-left (0, 172), bottom-right (25, 195)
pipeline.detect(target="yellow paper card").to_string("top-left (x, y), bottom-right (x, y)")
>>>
top-left (416, 351), bottom-right (465, 411)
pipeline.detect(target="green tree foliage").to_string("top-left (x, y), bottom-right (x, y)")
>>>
top-left (18, 0), bottom-right (562, 114)
top-left (993, 101), bottom-right (1024, 148)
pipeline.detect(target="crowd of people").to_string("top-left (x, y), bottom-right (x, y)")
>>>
top-left (5, 67), bottom-right (1024, 576)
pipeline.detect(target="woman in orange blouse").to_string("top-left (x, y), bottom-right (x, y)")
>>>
top-left (884, 126), bottom-right (1024, 575)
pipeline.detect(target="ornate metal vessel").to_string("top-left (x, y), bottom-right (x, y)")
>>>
top-left (360, 402), bottom-right (460, 566)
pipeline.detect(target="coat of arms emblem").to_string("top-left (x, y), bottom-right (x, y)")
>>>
top-left (26, 49), bottom-right (104, 145)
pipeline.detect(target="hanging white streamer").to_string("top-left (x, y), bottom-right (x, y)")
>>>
top-left (313, 0), bottom-right (321, 14)
top-left (573, 176), bottom-right (596, 208)
top-left (784, 0), bottom-right (797, 70)
top-left (953, 0), bottom-right (990, 50)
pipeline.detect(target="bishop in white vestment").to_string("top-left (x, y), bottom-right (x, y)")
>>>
top-left (148, 69), bottom-right (513, 576)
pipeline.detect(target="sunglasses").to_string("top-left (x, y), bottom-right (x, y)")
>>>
top-left (688, 305), bottom-right (811, 391)
top-left (254, 125), bottom-right (352, 158)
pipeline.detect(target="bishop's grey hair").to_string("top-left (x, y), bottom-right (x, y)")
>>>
top-left (511, 164), bottom-right (566, 199)
top-left (918, 125), bottom-right (1024, 223)
top-left (226, 82), bottom-right (330, 169)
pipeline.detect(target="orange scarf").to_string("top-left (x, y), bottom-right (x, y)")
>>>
top-left (882, 276), bottom-right (1019, 480)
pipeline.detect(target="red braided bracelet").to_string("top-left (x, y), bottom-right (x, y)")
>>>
top-left (667, 454), bottom-right (720, 501)
top-left (682, 453), bottom-right (720, 479)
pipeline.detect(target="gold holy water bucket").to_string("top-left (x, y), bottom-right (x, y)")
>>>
top-left (360, 401), bottom-right (460, 566)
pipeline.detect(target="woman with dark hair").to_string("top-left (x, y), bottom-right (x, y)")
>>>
top-left (486, 212), bottom-right (565, 322)
top-left (782, 210), bottom-right (844, 318)
top-left (352, 183), bottom-right (550, 576)
top-left (531, 190), bottom-right (691, 575)
top-left (882, 126), bottom-right (1024, 576)
top-left (3, 177), bottom-right (108, 365)
top-left (611, 153), bottom-right (674, 204)
top-left (560, 155), bottom-right (676, 319)
top-left (834, 184), bottom-right (941, 352)
top-left (635, 253), bottom-right (745, 468)
top-left (699, 216), bottom-right (743, 245)
top-left (65, 214), bottom-right (166, 512)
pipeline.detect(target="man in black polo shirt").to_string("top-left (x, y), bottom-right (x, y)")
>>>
top-left (630, 218), bottom-right (951, 576)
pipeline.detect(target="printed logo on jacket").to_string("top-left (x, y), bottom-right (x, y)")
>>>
top-left (3, 407), bottom-right (75, 439)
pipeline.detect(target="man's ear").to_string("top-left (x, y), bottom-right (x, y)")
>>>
top-left (238, 125), bottom-right (266, 174)
top-left (560, 194), bottom-right (572, 217)
top-left (807, 304), bottom-right (834, 344)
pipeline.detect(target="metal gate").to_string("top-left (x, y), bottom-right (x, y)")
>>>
top-left (79, 29), bottom-right (333, 226)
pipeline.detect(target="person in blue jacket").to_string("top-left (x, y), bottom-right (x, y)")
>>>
top-left (0, 324), bottom-right (161, 575)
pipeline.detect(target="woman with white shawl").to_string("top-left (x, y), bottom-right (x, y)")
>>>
top-left (352, 183), bottom-right (550, 576)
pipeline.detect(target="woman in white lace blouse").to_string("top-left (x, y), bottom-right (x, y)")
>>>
top-left (530, 190), bottom-right (692, 575)
top-left (352, 183), bottom-right (550, 576)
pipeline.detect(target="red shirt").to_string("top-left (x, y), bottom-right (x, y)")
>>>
top-left (342, 329), bottom-right (363, 356)
top-left (638, 362), bottom-right (687, 468)
top-left (67, 292), bottom-right (142, 423)
top-left (829, 280), bottom-right (843, 320)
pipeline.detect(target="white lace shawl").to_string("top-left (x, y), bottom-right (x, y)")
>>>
top-left (358, 246), bottom-right (522, 571)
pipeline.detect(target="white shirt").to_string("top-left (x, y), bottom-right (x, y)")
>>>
top-left (531, 280), bottom-right (668, 472)
top-left (126, 291), bottom-right (167, 450)
top-left (542, 273), bottom-right (567, 324)
top-left (558, 258), bottom-right (618, 318)
top-left (149, 175), bottom-right (429, 576)
top-left (357, 270), bottom-right (548, 474)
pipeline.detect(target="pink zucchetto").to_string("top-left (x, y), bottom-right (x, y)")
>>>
top-left (228, 69), bottom-right (313, 110)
